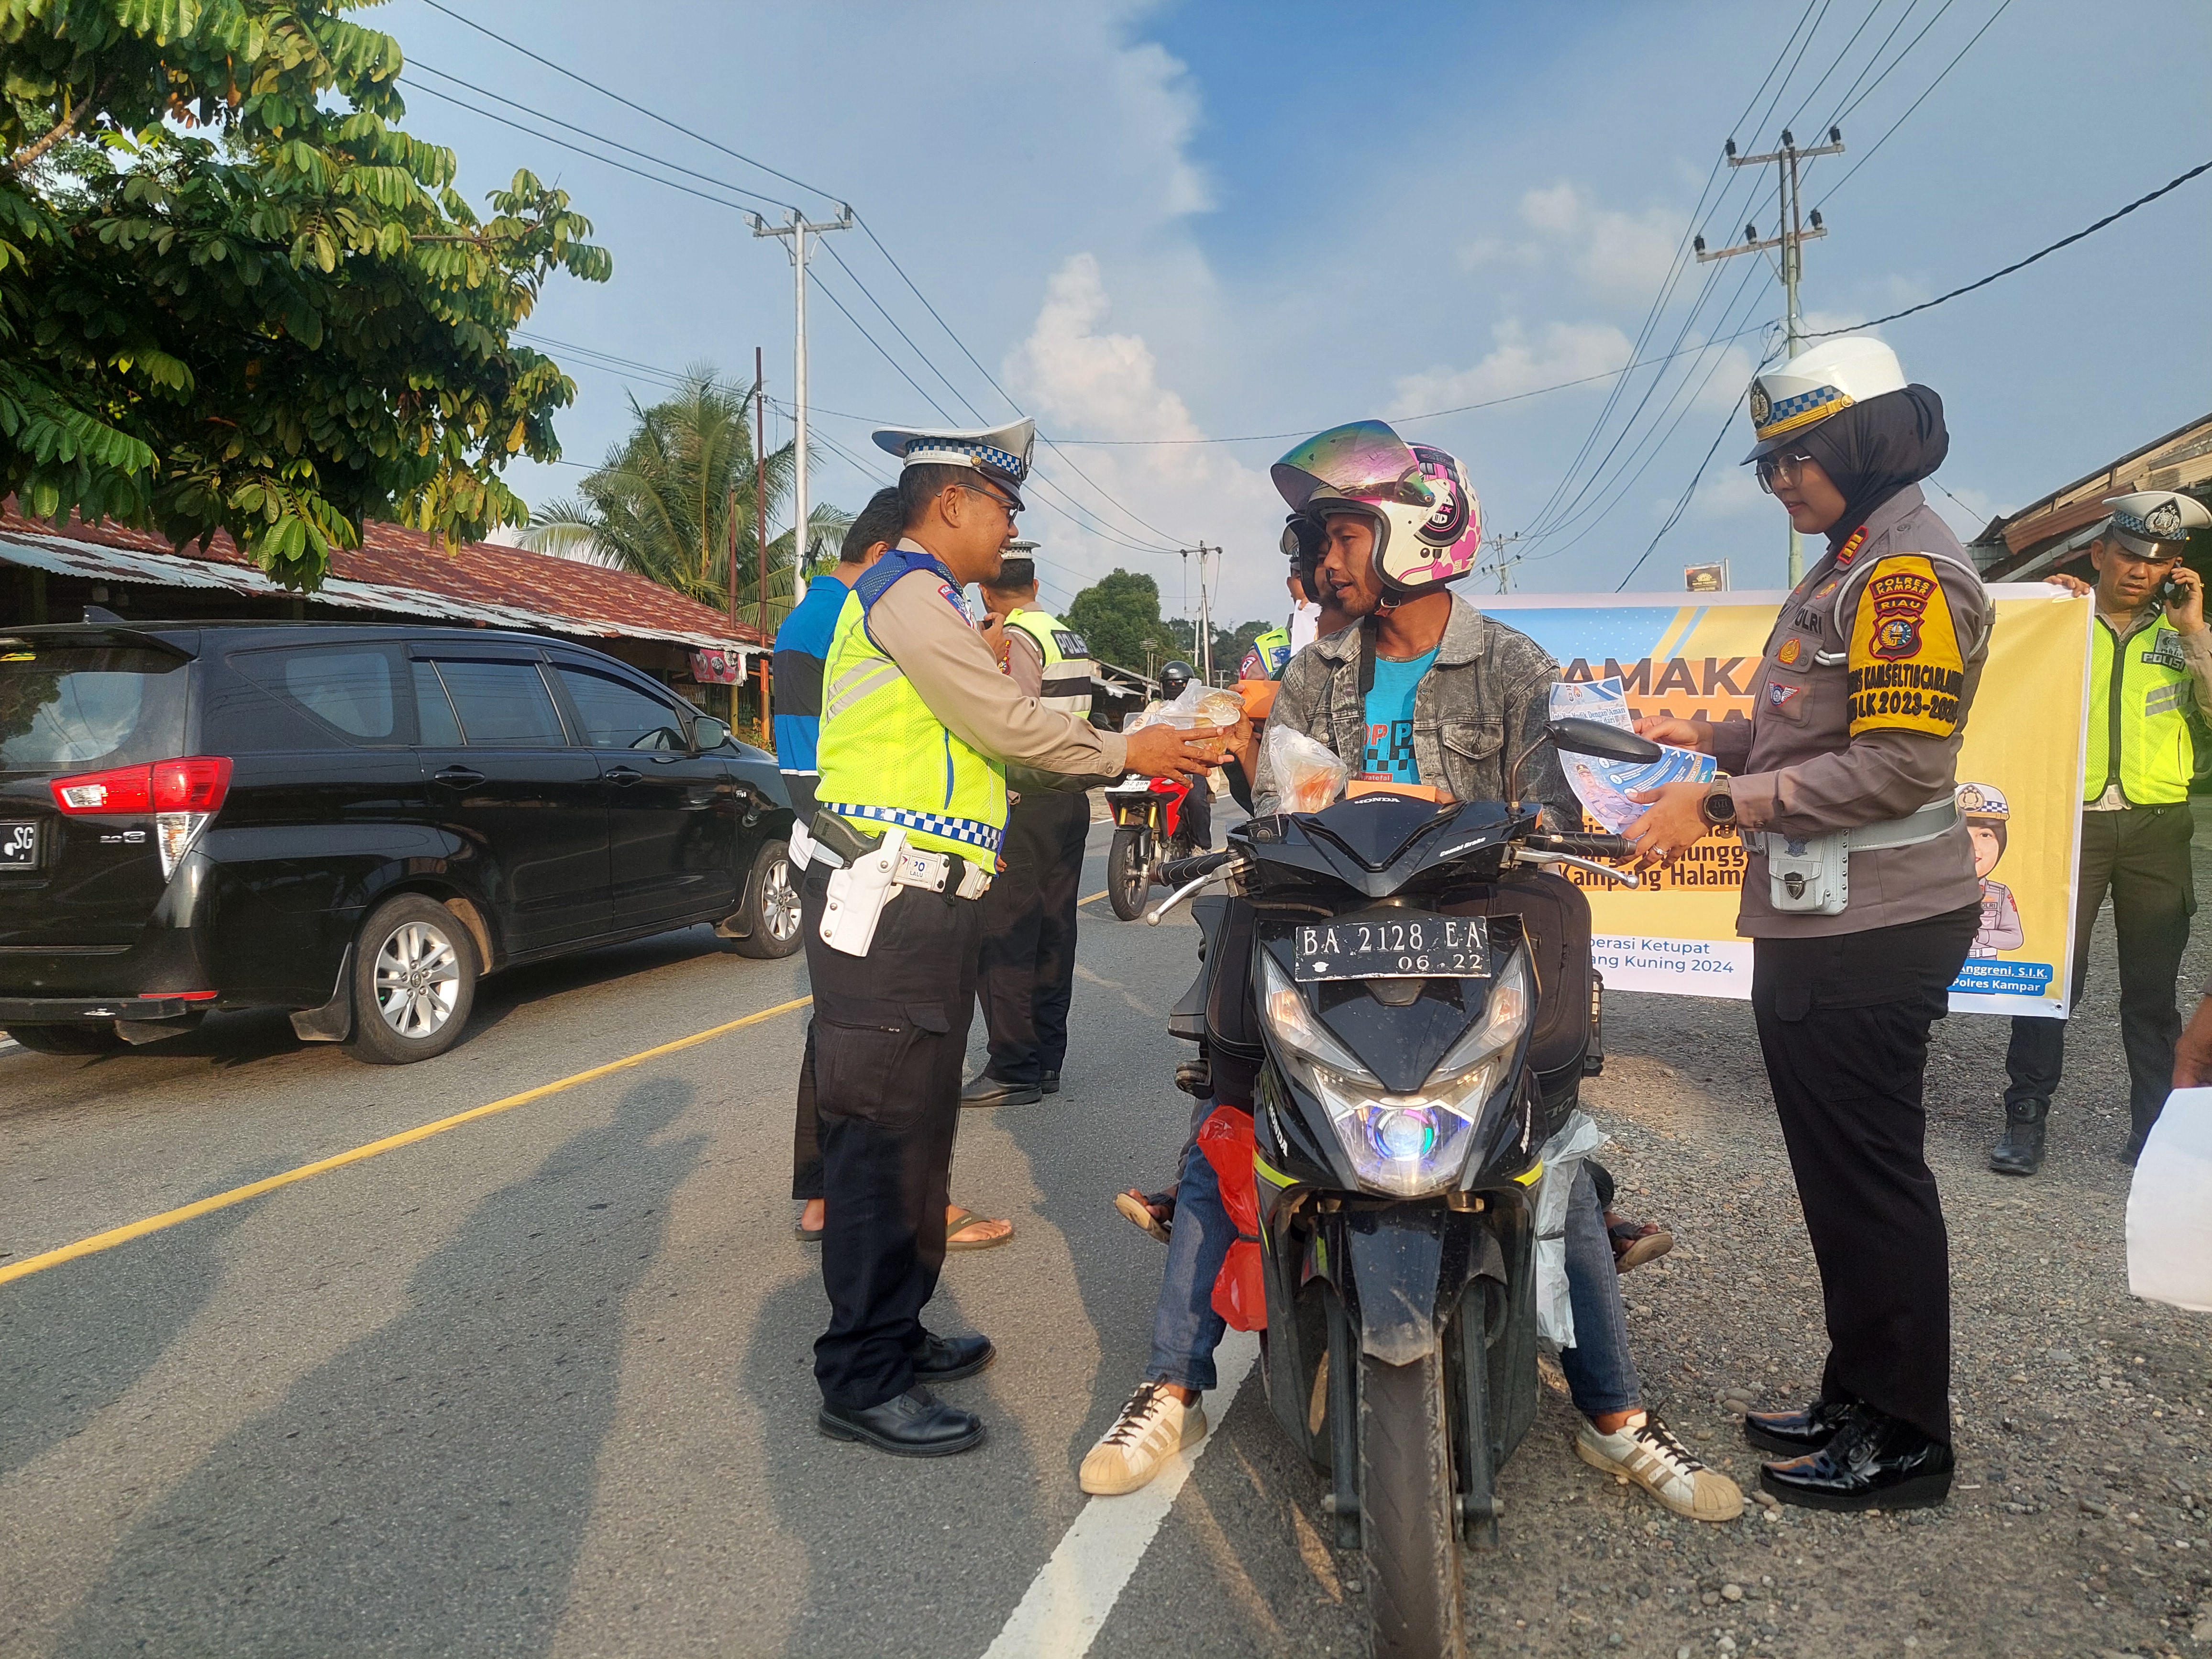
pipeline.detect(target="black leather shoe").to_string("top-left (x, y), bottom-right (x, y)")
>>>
top-left (1759, 1405), bottom-right (1953, 1511)
top-left (818, 1386), bottom-right (984, 1457)
top-left (961, 1073), bottom-right (1042, 1108)
top-left (2121, 1127), bottom-right (2150, 1165)
top-left (910, 1330), bottom-right (995, 1382)
top-left (1041, 1072), bottom-right (1061, 1095)
top-left (1743, 1397), bottom-right (1851, 1455)
top-left (1990, 1100), bottom-right (2047, 1175)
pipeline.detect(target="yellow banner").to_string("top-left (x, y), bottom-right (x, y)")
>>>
top-left (1486, 586), bottom-right (2090, 1016)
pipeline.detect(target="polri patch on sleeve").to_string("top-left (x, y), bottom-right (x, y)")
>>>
top-left (1846, 554), bottom-right (1966, 738)
top-left (936, 581), bottom-right (973, 621)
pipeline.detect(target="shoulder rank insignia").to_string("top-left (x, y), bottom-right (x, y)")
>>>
top-left (1833, 526), bottom-right (1868, 568)
top-left (1846, 554), bottom-right (1965, 738)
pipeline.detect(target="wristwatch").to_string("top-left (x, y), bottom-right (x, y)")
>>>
top-left (1699, 774), bottom-right (1736, 830)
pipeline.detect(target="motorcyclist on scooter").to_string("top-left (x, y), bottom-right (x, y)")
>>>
top-left (1081, 423), bottom-right (1740, 1527)
top-left (1155, 660), bottom-right (1213, 852)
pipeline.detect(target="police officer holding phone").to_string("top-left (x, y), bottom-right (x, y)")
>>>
top-left (1995, 488), bottom-right (2212, 1174)
top-left (803, 418), bottom-right (1224, 1459)
top-left (1628, 337), bottom-right (1988, 1513)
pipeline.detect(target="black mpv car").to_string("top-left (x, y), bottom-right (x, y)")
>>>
top-left (0, 621), bottom-right (799, 1063)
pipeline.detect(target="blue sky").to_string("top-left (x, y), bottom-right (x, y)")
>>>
top-left (389, 0), bottom-right (2212, 626)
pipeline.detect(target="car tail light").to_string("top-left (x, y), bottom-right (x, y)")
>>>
top-left (53, 765), bottom-right (155, 814)
top-left (51, 756), bottom-right (232, 878)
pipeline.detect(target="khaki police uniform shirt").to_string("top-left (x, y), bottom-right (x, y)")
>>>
top-left (1708, 485), bottom-right (1991, 938)
top-left (866, 539), bottom-right (1127, 778)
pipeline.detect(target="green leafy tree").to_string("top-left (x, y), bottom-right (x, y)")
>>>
top-left (525, 366), bottom-right (848, 629)
top-left (1067, 566), bottom-right (1164, 674)
top-left (0, 0), bottom-right (611, 588)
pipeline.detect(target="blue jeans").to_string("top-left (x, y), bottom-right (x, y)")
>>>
top-left (1145, 1110), bottom-right (1642, 1416)
top-left (1556, 1164), bottom-right (1641, 1417)
top-left (1146, 1097), bottom-right (1235, 1392)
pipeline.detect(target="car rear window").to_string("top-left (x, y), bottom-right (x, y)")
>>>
top-left (430, 660), bottom-right (569, 747)
top-left (554, 666), bottom-right (687, 750)
top-left (0, 644), bottom-right (190, 770)
top-left (230, 646), bottom-right (400, 742)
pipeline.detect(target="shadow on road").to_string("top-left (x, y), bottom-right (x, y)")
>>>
top-left (741, 1269), bottom-right (1052, 1659)
top-left (0, 1201), bottom-right (261, 1485)
top-left (50, 1076), bottom-right (705, 1659)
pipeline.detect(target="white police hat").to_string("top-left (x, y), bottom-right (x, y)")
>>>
top-left (1958, 781), bottom-right (2010, 821)
top-left (2101, 489), bottom-right (2211, 559)
top-left (873, 418), bottom-right (1036, 509)
top-left (1743, 336), bottom-right (1907, 463)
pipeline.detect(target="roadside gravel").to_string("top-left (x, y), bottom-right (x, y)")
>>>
top-left (1455, 853), bottom-right (2212, 1659)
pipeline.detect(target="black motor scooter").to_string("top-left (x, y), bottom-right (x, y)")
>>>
top-left (1151, 717), bottom-right (1657, 1659)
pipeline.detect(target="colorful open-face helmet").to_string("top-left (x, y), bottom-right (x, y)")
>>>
top-left (1272, 420), bottom-right (1482, 600)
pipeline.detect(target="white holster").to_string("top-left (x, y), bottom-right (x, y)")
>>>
top-left (820, 826), bottom-right (906, 956)
top-left (1747, 791), bottom-right (1964, 916)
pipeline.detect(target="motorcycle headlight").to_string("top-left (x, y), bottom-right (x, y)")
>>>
top-left (1258, 949), bottom-right (1532, 1199)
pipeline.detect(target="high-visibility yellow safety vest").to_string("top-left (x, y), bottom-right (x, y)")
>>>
top-left (1005, 608), bottom-right (1096, 717)
top-left (816, 549), bottom-right (1008, 860)
top-left (2084, 613), bottom-right (2196, 806)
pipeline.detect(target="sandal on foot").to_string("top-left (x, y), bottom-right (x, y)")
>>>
top-left (946, 1206), bottom-right (1013, 1251)
top-left (794, 1222), bottom-right (824, 1243)
top-left (1607, 1213), bottom-right (1674, 1273)
top-left (1114, 1189), bottom-right (1174, 1244)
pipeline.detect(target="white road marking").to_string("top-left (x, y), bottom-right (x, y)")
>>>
top-left (982, 1329), bottom-right (1262, 1659)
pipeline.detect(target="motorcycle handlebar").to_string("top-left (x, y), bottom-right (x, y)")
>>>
top-left (1526, 831), bottom-right (1635, 861)
top-left (1157, 849), bottom-right (1239, 889)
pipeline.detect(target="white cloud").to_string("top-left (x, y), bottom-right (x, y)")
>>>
top-left (1689, 464), bottom-right (1767, 522)
top-left (1112, 41), bottom-right (1214, 217)
top-left (1386, 319), bottom-right (1632, 419)
top-left (1516, 181), bottom-right (1687, 299)
top-left (1005, 253), bottom-right (1281, 620)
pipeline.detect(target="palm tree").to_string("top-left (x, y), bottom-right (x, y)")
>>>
top-left (526, 365), bottom-right (852, 631)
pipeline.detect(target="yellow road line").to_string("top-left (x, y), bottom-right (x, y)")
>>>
top-left (1080, 888), bottom-right (1108, 905)
top-left (0, 994), bottom-right (814, 1289)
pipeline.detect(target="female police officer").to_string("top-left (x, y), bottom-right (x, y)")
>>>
top-left (1626, 336), bottom-right (1988, 1512)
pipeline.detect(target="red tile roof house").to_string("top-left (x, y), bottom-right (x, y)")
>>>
top-left (0, 500), bottom-right (774, 732)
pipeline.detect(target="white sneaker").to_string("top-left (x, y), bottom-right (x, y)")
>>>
top-left (1079, 1381), bottom-right (1207, 1496)
top-left (1575, 1413), bottom-right (1745, 1522)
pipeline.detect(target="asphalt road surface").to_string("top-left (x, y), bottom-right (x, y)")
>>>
top-left (3, 814), bottom-right (2208, 1659)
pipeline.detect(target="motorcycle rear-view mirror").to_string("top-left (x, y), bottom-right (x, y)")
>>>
top-left (1547, 717), bottom-right (1662, 764)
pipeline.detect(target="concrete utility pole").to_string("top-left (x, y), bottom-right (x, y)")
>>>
top-left (1185, 545), bottom-right (1220, 685)
top-left (747, 203), bottom-right (852, 587)
top-left (1696, 126), bottom-right (1843, 585)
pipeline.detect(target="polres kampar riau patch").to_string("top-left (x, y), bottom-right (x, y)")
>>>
top-left (1846, 554), bottom-right (1966, 737)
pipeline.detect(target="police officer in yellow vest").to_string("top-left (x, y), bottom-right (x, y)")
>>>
top-left (964, 549), bottom-right (1101, 1107)
top-left (1997, 488), bottom-right (2212, 1174)
top-left (806, 418), bottom-right (1224, 1457)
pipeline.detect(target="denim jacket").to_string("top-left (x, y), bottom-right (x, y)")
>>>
top-left (1253, 594), bottom-right (1573, 824)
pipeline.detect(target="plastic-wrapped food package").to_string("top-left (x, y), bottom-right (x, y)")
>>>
top-left (1195, 687), bottom-right (1246, 728)
top-left (1265, 722), bottom-right (1349, 812)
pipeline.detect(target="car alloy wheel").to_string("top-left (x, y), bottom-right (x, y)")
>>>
top-left (761, 854), bottom-right (801, 945)
top-left (373, 919), bottom-right (463, 1039)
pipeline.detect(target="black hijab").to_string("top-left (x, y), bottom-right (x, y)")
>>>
top-left (1797, 384), bottom-right (1949, 550)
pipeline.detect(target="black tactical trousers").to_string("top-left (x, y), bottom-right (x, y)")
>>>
top-left (801, 860), bottom-right (983, 1411)
top-left (2005, 802), bottom-right (2195, 1136)
top-left (977, 792), bottom-right (1090, 1086)
top-left (1750, 903), bottom-right (1977, 1445)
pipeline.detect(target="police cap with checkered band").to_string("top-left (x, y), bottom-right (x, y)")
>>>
top-left (2100, 489), bottom-right (2212, 560)
top-left (1742, 336), bottom-right (1908, 464)
top-left (873, 418), bottom-right (1036, 511)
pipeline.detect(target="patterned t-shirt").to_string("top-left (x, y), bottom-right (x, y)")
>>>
top-left (1360, 648), bottom-right (1439, 782)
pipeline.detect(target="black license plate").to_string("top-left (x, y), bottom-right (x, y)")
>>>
top-left (0, 822), bottom-right (35, 868)
top-left (1292, 912), bottom-right (1489, 982)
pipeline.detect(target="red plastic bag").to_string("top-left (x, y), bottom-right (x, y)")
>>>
top-left (1197, 1105), bottom-right (1267, 1332)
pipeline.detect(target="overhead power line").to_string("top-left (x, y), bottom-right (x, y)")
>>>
top-left (1814, 0), bottom-right (2012, 204)
top-left (415, 0), bottom-right (831, 209)
top-left (400, 66), bottom-right (1183, 556)
top-left (1808, 158), bottom-right (2212, 334)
